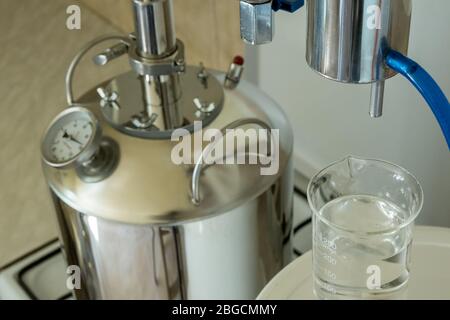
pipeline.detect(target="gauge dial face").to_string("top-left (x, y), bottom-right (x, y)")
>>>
top-left (50, 119), bottom-right (93, 163)
top-left (42, 107), bottom-right (100, 168)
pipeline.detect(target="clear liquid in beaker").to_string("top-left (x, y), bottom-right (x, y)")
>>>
top-left (313, 195), bottom-right (413, 300)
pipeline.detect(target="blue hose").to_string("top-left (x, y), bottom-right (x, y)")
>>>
top-left (385, 50), bottom-right (450, 150)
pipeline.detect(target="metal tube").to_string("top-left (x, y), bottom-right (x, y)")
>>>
top-left (140, 74), bottom-right (182, 130)
top-left (132, 0), bottom-right (183, 130)
top-left (133, 0), bottom-right (177, 58)
top-left (369, 81), bottom-right (385, 118)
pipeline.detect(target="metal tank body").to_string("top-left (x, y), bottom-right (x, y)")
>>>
top-left (41, 0), bottom-right (293, 300)
top-left (43, 68), bottom-right (294, 300)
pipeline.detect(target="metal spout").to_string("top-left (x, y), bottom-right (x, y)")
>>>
top-left (369, 81), bottom-right (385, 118)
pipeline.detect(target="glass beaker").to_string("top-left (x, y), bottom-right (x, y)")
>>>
top-left (307, 156), bottom-right (423, 300)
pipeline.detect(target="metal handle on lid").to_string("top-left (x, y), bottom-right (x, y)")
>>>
top-left (65, 35), bottom-right (131, 105)
top-left (190, 118), bottom-right (274, 205)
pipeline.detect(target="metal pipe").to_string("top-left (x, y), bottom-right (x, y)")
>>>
top-left (369, 81), bottom-right (385, 118)
top-left (140, 74), bottom-right (182, 130)
top-left (132, 0), bottom-right (183, 130)
top-left (133, 0), bottom-right (177, 58)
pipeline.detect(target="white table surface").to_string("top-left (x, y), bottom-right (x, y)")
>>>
top-left (258, 226), bottom-right (450, 300)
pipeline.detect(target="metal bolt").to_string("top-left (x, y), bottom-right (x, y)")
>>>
top-left (131, 113), bottom-right (158, 129)
top-left (97, 87), bottom-right (120, 110)
top-left (197, 63), bottom-right (209, 88)
top-left (194, 98), bottom-right (216, 118)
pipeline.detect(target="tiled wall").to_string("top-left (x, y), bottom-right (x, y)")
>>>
top-left (81, 0), bottom-right (244, 70)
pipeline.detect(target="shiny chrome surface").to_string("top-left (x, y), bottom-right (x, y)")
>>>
top-left (93, 42), bottom-right (129, 66)
top-left (46, 0), bottom-right (294, 300)
top-left (99, 66), bottom-right (224, 139)
top-left (224, 59), bottom-right (245, 89)
top-left (54, 195), bottom-right (182, 299)
top-left (44, 73), bottom-right (293, 225)
top-left (48, 72), bottom-right (294, 299)
top-left (306, 0), bottom-right (412, 84)
top-left (65, 35), bottom-right (131, 105)
top-left (131, 0), bottom-right (185, 130)
top-left (191, 118), bottom-right (273, 205)
top-left (52, 163), bottom-right (292, 299)
top-left (240, 0), bottom-right (274, 45)
top-left (132, 0), bottom-right (176, 58)
top-left (139, 73), bottom-right (182, 130)
top-left (75, 137), bottom-right (120, 183)
top-left (369, 80), bottom-right (385, 118)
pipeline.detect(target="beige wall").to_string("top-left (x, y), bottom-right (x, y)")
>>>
top-left (0, 0), bottom-right (131, 267)
top-left (0, 0), bottom-right (242, 267)
top-left (82, 0), bottom-right (244, 71)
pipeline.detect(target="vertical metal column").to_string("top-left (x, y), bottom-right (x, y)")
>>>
top-left (132, 0), bottom-right (183, 130)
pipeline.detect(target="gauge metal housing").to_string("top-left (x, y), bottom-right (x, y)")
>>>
top-left (41, 106), bottom-right (102, 168)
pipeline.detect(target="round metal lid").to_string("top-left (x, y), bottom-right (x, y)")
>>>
top-left (43, 70), bottom-right (293, 225)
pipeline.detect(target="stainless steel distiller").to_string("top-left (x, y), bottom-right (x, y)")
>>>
top-left (41, 0), bottom-right (293, 300)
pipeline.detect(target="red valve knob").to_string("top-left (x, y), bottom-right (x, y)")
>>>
top-left (233, 55), bottom-right (245, 66)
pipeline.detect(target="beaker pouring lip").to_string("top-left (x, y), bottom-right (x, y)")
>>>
top-left (307, 155), bottom-right (424, 236)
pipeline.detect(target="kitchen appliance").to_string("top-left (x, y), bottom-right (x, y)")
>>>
top-left (40, 0), bottom-right (293, 299)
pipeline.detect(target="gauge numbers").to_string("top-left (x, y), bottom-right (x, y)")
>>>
top-left (51, 120), bottom-right (93, 163)
top-left (42, 106), bottom-right (101, 168)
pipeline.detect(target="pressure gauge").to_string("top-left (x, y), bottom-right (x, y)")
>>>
top-left (41, 106), bottom-right (102, 168)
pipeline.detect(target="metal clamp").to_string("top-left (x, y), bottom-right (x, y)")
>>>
top-left (190, 118), bottom-right (273, 205)
top-left (65, 35), bottom-right (131, 105)
top-left (128, 40), bottom-right (186, 77)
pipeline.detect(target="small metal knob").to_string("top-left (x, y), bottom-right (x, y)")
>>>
top-left (197, 63), bottom-right (209, 88)
top-left (93, 42), bottom-right (129, 66)
top-left (225, 56), bottom-right (245, 89)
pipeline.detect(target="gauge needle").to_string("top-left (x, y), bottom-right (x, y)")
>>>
top-left (63, 130), bottom-right (82, 145)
